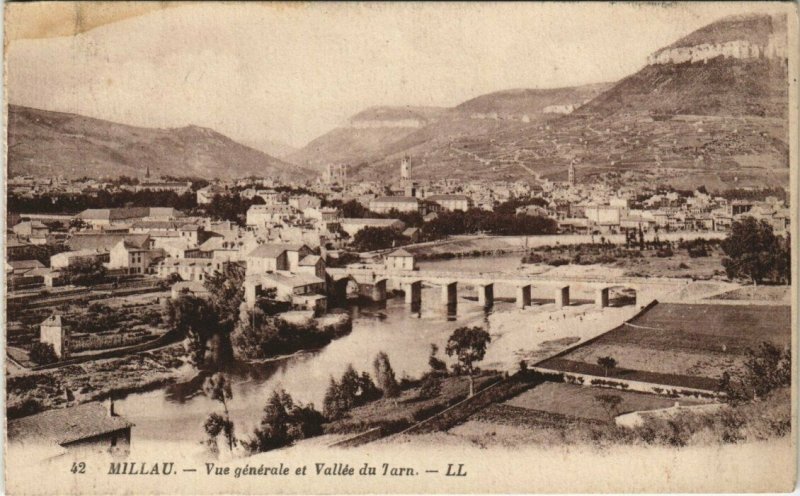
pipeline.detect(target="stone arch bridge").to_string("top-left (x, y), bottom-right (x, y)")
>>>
top-left (326, 267), bottom-right (692, 310)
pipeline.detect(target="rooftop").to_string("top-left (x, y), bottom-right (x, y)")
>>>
top-left (339, 218), bottom-right (404, 226)
top-left (426, 194), bottom-right (470, 201)
top-left (7, 259), bottom-right (45, 271)
top-left (247, 243), bottom-right (307, 259)
top-left (371, 196), bottom-right (419, 203)
top-left (7, 402), bottom-right (133, 447)
top-left (387, 248), bottom-right (414, 258)
top-left (67, 233), bottom-right (150, 252)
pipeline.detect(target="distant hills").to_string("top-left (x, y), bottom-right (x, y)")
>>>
top-left (8, 13), bottom-right (789, 190)
top-left (286, 106), bottom-right (449, 168)
top-left (7, 105), bottom-right (313, 180)
top-left (289, 83), bottom-right (610, 171)
top-left (292, 13), bottom-right (789, 190)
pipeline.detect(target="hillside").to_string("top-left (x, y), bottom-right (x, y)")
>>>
top-left (287, 106), bottom-right (448, 168)
top-left (659, 13), bottom-right (784, 52)
top-left (347, 13), bottom-right (789, 189)
top-left (290, 83), bottom-right (610, 170)
top-left (456, 83), bottom-right (611, 117)
top-left (7, 105), bottom-right (313, 180)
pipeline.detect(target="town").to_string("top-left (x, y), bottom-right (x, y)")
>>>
top-left (3, 7), bottom-right (793, 490)
top-left (5, 154), bottom-right (791, 456)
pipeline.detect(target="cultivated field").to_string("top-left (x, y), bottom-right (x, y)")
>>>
top-left (710, 285), bottom-right (792, 303)
top-left (478, 382), bottom-right (705, 425)
top-left (538, 303), bottom-right (791, 388)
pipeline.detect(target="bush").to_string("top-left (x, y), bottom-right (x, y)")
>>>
top-left (656, 247), bottom-right (674, 258)
top-left (418, 374), bottom-right (443, 399)
top-left (7, 396), bottom-right (44, 419)
top-left (688, 245), bottom-right (709, 258)
top-left (29, 341), bottom-right (58, 364)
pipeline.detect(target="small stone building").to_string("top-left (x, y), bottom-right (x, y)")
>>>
top-left (40, 315), bottom-right (69, 359)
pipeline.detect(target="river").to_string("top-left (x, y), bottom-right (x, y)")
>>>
top-left (114, 256), bottom-right (524, 452)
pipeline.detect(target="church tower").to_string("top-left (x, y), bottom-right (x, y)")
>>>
top-left (568, 160), bottom-right (576, 186)
top-left (400, 156), bottom-right (411, 181)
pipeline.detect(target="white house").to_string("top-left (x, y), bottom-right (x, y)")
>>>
top-left (385, 249), bottom-right (416, 271)
top-left (108, 240), bottom-right (161, 274)
top-left (245, 243), bottom-right (311, 275)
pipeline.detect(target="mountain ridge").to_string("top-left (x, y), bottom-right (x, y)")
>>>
top-left (7, 105), bottom-right (313, 180)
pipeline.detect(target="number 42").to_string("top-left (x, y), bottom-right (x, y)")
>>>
top-left (71, 462), bottom-right (86, 474)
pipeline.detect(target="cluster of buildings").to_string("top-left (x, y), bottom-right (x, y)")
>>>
top-left (540, 174), bottom-right (791, 235)
top-left (6, 156), bottom-right (791, 311)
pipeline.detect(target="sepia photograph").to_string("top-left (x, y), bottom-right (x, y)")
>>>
top-left (2, 2), bottom-right (797, 494)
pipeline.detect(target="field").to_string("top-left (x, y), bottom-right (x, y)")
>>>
top-left (617, 250), bottom-right (726, 279)
top-left (6, 343), bottom-right (188, 419)
top-left (710, 285), bottom-right (792, 303)
top-left (538, 303), bottom-right (791, 389)
top-left (476, 382), bottom-right (705, 425)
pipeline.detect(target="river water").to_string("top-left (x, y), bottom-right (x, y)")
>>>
top-left (114, 256), bottom-right (524, 451)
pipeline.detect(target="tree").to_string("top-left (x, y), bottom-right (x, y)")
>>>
top-left (62, 258), bottom-right (107, 286)
top-left (594, 394), bottom-right (623, 419)
top-left (418, 374), bottom-right (442, 399)
top-left (445, 326), bottom-right (492, 396)
top-left (339, 364), bottom-right (362, 410)
top-left (721, 218), bottom-right (787, 285)
top-left (204, 262), bottom-right (246, 334)
top-left (244, 389), bottom-right (324, 453)
top-left (164, 294), bottom-right (218, 367)
top-left (203, 373), bottom-right (236, 454)
top-left (373, 352), bottom-right (400, 401)
top-left (597, 356), bottom-right (618, 377)
top-left (323, 376), bottom-right (346, 420)
top-left (720, 342), bottom-right (791, 402)
top-left (428, 343), bottom-right (447, 374)
top-left (244, 390), bottom-right (290, 452)
top-left (29, 341), bottom-right (58, 365)
top-left (352, 227), bottom-right (408, 252)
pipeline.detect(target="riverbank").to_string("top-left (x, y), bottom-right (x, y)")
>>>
top-left (403, 232), bottom-right (726, 260)
top-left (7, 312), bottom-right (355, 420)
top-left (481, 301), bottom-right (639, 372)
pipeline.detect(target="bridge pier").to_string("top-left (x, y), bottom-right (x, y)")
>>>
top-left (441, 282), bottom-right (457, 307)
top-left (595, 287), bottom-right (610, 309)
top-left (516, 284), bottom-right (531, 309)
top-left (555, 285), bottom-right (570, 308)
top-left (371, 279), bottom-right (387, 302)
top-left (405, 280), bottom-right (422, 305)
top-left (477, 283), bottom-right (494, 308)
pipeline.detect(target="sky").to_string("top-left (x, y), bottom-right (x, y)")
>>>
top-left (5, 2), bottom-right (790, 150)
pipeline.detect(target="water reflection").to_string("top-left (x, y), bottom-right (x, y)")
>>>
top-left (115, 286), bottom-right (512, 446)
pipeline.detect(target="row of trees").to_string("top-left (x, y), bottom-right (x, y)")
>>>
top-left (351, 227), bottom-right (410, 252)
top-left (202, 325), bottom-right (493, 456)
top-left (422, 209), bottom-right (558, 238)
top-left (8, 190), bottom-right (198, 214)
